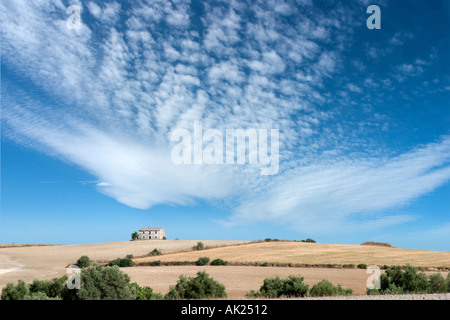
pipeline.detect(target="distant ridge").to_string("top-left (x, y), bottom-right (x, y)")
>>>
top-left (361, 241), bottom-right (395, 248)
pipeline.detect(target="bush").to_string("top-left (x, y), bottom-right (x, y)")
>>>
top-left (149, 248), bottom-right (161, 256)
top-left (280, 276), bottom-right (309, 297)
top-left (447, 273), bottom-right (450, 293)
top-left (129, 283), bottom-right (163, 300)
top-left (310, 280), bottom-right (352, 297)
top-left (192, 242), bottom-right (205, 250)
top-left (147, 260), bottom-right (162, 266)
top-left (211, 259), bottom-right (228, 266)
top-left (77, 255), bottom-right (92, 268)
top-left (376, 265), bottom-right (446, 295)
top-left (23, 292), bottom-right (62, 300)
top-left (131, 231), bottom-right (139, 240)
top-left (357, 264), bottom-right (367, 269)
top-left (165, 271), bottom-right (227, 299)
top-left (305, 238), bottom-right (316, 243)
top-left (126, 254), bottom-right (134, 259)
top-left (1, 280), bottom-right (30, 300)
top-left (108, 258), bottom-right (135, 267)
top-left (29, 276), bottom-right (67, 298)
top-left (361, 241), bottom-right (394, 248)
top-left (76, 264), bottom-right (136, 300)
top-left (256, 276), bottom-right (309, 298)
top-left (1, 264), bottom-right (157, 300)
top-left (196, 257), bottom-right (210, 266)
top-left (427, 273), bottom-right (447, 293)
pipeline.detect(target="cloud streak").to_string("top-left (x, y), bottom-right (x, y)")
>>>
top-left (1, 0), bottom-right (449, 235)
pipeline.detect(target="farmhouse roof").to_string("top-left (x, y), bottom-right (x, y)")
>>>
top-left (139, 227), bottom-right (164, 231)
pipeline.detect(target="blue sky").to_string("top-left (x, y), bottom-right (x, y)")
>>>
top-left (1, 0), bottom-right (449, 251)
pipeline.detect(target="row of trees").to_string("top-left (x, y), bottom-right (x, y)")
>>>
top-left (246, 275), bottom-right (352, 298)
top-left (367, 265), bottom-right (450, 295)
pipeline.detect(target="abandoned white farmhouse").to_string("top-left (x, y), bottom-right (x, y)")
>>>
top-left (138, 227), bottom-right (166, 240)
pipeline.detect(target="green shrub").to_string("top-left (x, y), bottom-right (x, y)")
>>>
top-left (357, 264), bottom-right (367, 269)
top-left (149, 248), bottom-right (161, 256)
top-left (29, 276), bottom-right (67, 298)
top-left (310, 280), bottom-right (352, 297)
top-left (108, 258), bottom-right (135, 267)
top-left (77, 255), bottom-right (92, 268)
top-left (129, 283), bottom-right (163, 300)
top-left (264, 238), bottom-right (272, 242)
top-left (165, 271), bottom-right (226, 299)
top-left (447, 273), bottom-right (450, 293)
top-left (305, 238), bottom-right (316, 243)
top-left (76, 264), bottom-right (136, 300)
top-left (366, 288), bottom-right (381, 295)
top-left (260, 262), bottom-right (269, 267)
top-left (377, 265), bottom-right (444, 295)
top-left (196, 257), bottom-right (210, 266)
top-left (23, 292), bottom-right (62, 300)
top-left (257, 276), bottom-right (309, 298)
top-left (192, 242), bottom-right (205, 250)
top-left (427, 273), bottom-right (447, 293)
top-left (211, 259), bottom-right (228, 266)
top-left (131, 231), bottom-right (139, 240)
top-left (245, 290), bottom-right (263, 298)
top-left (126, 254), bottom-right (134, 259)
top-left (280, 276), bottom-right (309, 297)
top-left (29, 279), bottom-right (52, 297)
top-left (1, 280), bottom-right (30, 300)
top-left (1, 264), bottom-right (154, 300)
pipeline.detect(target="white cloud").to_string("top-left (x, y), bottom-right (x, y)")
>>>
top-left (1, 0), bottom-right (449, 237)
top-left (87, 1), bottom-right (121, 24)
top-left (227, 136), bottom-right (450, 234)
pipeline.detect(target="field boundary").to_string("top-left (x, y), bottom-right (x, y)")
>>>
top-left (132, 260), bottom-right (450, 271)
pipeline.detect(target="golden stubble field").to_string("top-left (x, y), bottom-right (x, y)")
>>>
top-left (134, 241), bottom-right (450, 268)
top-left (0, 240), bottom-right (249, 290)
top-left (1, 240), bottom-right (449, 299)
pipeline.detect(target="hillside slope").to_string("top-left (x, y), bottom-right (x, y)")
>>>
top-left (134, 241), bottom-right (450, 268)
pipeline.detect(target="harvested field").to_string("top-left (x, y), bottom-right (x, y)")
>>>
top-left (134, 241), bottom-right (450, 269)
top-left (1, 240), bottom-right (449, 299)
top-left (122, 265), bottom-right (448, 299)
top-left (0, 240), bottom-right (249, 290)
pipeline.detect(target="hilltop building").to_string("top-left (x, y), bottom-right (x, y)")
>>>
top-left (138, 227), bottom-right (166, 240)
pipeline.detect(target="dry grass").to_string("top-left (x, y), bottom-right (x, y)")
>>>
top-left (0, 244), bottom-right (57, 249)
top-left (1, 240), bottom-right (449, 299)
top-left (133, 241), bottom-right (450, 269)
top-left (123, 266), bottom-right (448, 299)
top-left (0, 240), bottom-right (250, 290)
